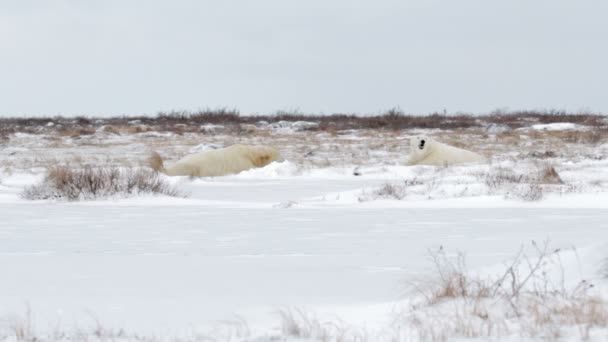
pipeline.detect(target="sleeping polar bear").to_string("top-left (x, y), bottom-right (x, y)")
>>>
top-left (149, 144), bottom-right (282, 177)
top-left (407, 135), bottom-right (485, 166)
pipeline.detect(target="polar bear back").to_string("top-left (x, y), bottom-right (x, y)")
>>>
top-left (420, 141), bottom-right (484, 165)
top-left (408, 136), bottom-right (485, 166)
top-left (164, 144), bottom-right (281, 177)
top-left (175, 148), bottom-right (254, 177)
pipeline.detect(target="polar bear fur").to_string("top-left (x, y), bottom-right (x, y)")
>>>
top-left (407, 135), bottom-right (485, 166)
top-left (149, 144), bottom-right (282, 177)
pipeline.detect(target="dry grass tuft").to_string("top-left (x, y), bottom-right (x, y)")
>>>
top-left (407, 242), bottom-right (608, 341)
top-left (483, 167), bottom-right (526, 189)
top-left (279, 309), bottom-right (330, 340)
top-left (506, 184), bottom-right (544, 201)
top-left (22, 166), bottom-right (182, 201)
top-left (147, 152), bottom-right (165, 173)
top-left (483, 164), bottom-right (566, 201)
top-left (358, 163), bottom-right (570, 203)
top-left (358, 178), bottom-right (423, 202)
top-left (363, 183), bottom-right (407, 201)
top-left (539, 165), bottom-right (563, 184)
top-left (562, 129), bottom-right (607, 145)
top-left (57, 127), bottom-right (96, 137)
top-left (278, 308), bottom-right (368, 342)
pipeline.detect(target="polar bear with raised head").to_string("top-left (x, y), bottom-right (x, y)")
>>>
top-left (149, 144), bottom-right (282, 177)
top-left (407, 135), bottom-right (485, 166)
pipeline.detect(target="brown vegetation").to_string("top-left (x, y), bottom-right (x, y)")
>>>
top-left (407, 242), bottom-right (608, 341)
top-left (22, 166), bottom-right (182, 201)
top-left (0, 109), bottom-right (605, 137)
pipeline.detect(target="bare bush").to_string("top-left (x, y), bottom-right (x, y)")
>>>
top-left (357, 164), bottom-right (570, 203)
top-left (539, 165), bottom-right (563, 184)
top-left (414, 244), bottom-right (554, 305)
top-left (57, 127), bottom-right (96, 137)
top-left (0, 109), bottom-right (604, 135)
top-left (6, 307), bottom-right (36, 342)
top-left (406, 242), bottom-right (608, 341)
top-left (358, 178), bottom-right (423, 202)
top-left (22, 166), bottom-right (183, 201)
top-left (365, 183), bottom-right (407, 201)
top-left (562, 129), bottom-right (607, 145)
top-left (483, 164), bottom-right (567, 201)
top-left (506, 184), bottom-right (544, 201)
top-left (483, 167), bottom-right (527, 190)
top-left (279, 309), bottom-right (330, 340)
top-left (278, 308), bottom-right (367, 342)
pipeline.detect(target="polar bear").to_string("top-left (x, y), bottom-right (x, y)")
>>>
top-left (407, 135), bottom-right (485, 166)
top-left (149, 144), bottom-right (282, 177)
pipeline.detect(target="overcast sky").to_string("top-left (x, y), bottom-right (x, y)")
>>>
top-left (1, 0), bottom-right (607, 116)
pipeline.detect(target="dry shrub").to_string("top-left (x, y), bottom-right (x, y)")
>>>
top-left (100, 125), bottom-right (120, 134)
top-left (0, 130), bottom-right (9, 141)
top-left (6, 307), bottom-right (36, 342)
top-left (526, 150), bottom-right (557, 159)
top-left (562, 129), bottom-right (606, 145)
top-left (278, 308), bottom-right (367, 342)
top-left (539, 165), bottom-right (563, 184)
top-left (239, 124), bottom-right (258, 135)
top-left (417, 251), bottom-right (511, 306)
top-left (506, 184), bottom-right (544, 202)
top-left (366, 183), bottom-right (407, 201)
top-left (359, 178), bottom-right (423, 202)
top-left (158, 108), bottom-right (241, 124)
top-left (57, 127), bottom-right (96, 137)
top-left (22, 166), bottom-right (182, 201)
top-left (279, 309), bottom-right (330, 340)
top-left (484, 164), bottom-right (565, 201)
top-left (484, 110), bottom-right (604, 129)
top-left (483, 167), bottom-right (526, 190)
top-left (123, 125), bottom-right (152, 134)
top-left (408, 242), bottom-right (608, 341)
top-left (0, 109), bottom-right (605, 135)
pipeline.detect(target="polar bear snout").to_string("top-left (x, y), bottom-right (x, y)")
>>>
top-left (418, 139), bottom-right (426, 150)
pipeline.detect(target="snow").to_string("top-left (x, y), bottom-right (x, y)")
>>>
top-left (2, 166), bottom-right (608, 340)
top-left (530, 122), bottom-right (586, 131)
top-left (485, 123), bottom-right (511, 133)
top-left (1, 196), bottom-right (607, 334)
top-left (269, 120), bottom-right (319, 133)
top-left (1, 125), bottom-right (608, 341)
top-left (199, 124), bottom-right (225, 133)
top-left (187, 142), bottom-right (223, 153)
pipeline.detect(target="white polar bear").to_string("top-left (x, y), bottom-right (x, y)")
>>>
top-left (149, 144), bottom-right (282, 177)
top-left (407, 135), bottom-right (485, 166)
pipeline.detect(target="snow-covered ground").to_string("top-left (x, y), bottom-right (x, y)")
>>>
top-left (1, 122), bottom-right (607, 341)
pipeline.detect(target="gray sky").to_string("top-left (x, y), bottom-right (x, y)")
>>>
top-left (1, 0), bottom-right (607, 116)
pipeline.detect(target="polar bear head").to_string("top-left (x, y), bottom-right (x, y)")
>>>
top-left (410, 135), bottom-right (433, 153)
top-left (408, 135), bottom-right (434, 164)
